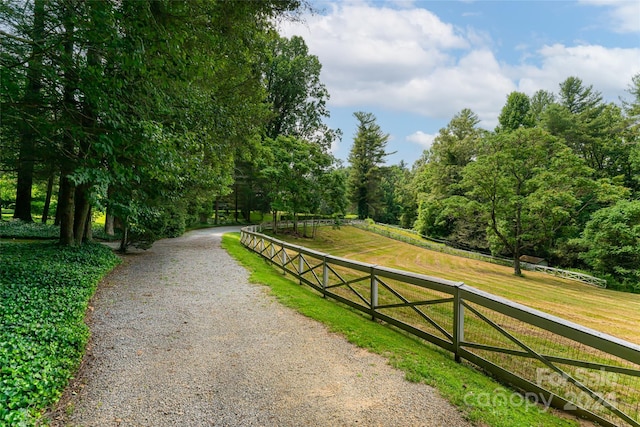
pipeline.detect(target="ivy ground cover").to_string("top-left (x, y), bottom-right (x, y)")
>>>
top-left (0, 241), bottom-right (120, 425)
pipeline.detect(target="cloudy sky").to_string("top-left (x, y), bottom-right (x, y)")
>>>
top-left (278, 0), bottom-right (640, 166)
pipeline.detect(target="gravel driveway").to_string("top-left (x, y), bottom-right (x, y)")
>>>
top-left (52, 226), bottom-right (473, 427)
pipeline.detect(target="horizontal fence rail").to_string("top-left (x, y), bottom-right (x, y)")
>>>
top-left (240, 222), bottom-right (640, 427)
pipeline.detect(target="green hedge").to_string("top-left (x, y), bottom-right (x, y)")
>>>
top-left (0, 242), bottom-right (120, 425)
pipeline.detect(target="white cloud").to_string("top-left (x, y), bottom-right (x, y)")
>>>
top-left (407, 131), bottom-right (436, 149)
top-left (279, 3), bottom-right (513, 126)
top-left (514, 44), bottom-right (640, 102)
top-left (279, 2), bottom-right (639, 135)
top-left (580, 0), bottom-right (640, 33)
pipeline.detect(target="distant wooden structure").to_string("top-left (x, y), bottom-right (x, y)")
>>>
top-left (519, 254), bottom-right (548, 266)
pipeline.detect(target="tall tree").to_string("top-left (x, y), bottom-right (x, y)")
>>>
top-left (497, 91), bottom-right (533, 132)
top-left (529, 89), bottom-right (556, 123)
top-left (377, 164), bottom-right (405, 224)
top-left (559, 76), bottom-right (603, 115)
top-left (12, 0), bottom-right (45, 222)
top-left (462, 128), bottom-right (594, 276)
top-left (259, 135), bottom-right (333, 233)
top-left (265, 34), bottom-right (339, 149)
top-left (414, 109), bottom-right (485, 239)
top-left (347, 112), bottom-right (391, 220)
top-left (622, 73), bottom-right (640, 195)
top-left (545, 78), bottom-right (632, 188)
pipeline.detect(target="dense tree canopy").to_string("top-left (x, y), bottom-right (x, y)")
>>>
top-left (407, 74), bottom-right (639, 289)
top-left (462, 127), bottom-right (593, 275)
top-left (1, 0), bottom-right (339, 249)
top-left (1, 4), bottom-right (638, 291)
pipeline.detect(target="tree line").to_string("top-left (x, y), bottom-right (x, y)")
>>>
top-left (346, 75), bottom-right (640, 292)
top-left (2, 2), bottom-right (638, 291)
top-left (1, 0), bottom-right (345, 250)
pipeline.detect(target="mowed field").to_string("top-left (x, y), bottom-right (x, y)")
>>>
top-left (275, 226), bottom-right (640, 345)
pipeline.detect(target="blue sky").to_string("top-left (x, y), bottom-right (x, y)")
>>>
top-left (278, 0), bottom-right (640, 166)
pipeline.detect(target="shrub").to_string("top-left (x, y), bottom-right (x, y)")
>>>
top-left (162, 205), bottom-right (186, 238)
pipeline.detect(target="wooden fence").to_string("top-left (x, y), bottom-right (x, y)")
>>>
top-left (356, 222), bottom-right (607, 288)
top-left (240, 223), bottom-right (640, 427)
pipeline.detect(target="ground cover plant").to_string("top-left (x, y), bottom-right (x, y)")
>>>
top-left (0, 241), bottom-right (120, 425)
top-left (222, 232), bottom-right (583, 427)
top-left (275, 226), bottom-right (640, 345)
top-left (0, 220), bottom-right (60, 239)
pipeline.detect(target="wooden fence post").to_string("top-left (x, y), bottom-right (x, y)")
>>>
top-left (298, 251), bottom-right (304, 285)
top-left (453, 284), bottom-right (465, 363)
top-left (371, 266), bottom-right (378, 320)
top-left (322, 257), bottom-right (328, 298)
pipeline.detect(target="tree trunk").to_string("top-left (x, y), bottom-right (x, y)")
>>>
top-left (54, 173), bottom-right (63, 225)
top-left (514, 254), bottom-right (522, 276)
top-left (73, 184), bottom-right (91, 245)
top-left (513, 200), bottom-right (523, 276)
top-left (293, 212), bottom-right (298, 234)
top-left (58, 175), bottom-right (75, 246)
top-left (72, 10), bottom-right (101, 246)
top-left (214, 198), bottom-right (219, 225)
top-left (13, 0), bottom-right (46, 222)
top-left (245, 191), bottom-right (252, 222)
top-left (41, 168), bottom-right (55, 224)
top-left (105, 213), bottom-right (115, 235)
top-left (235, 183), bottom-right (240, 222)
top-left (58, 1), bottom-right (77, 245)
top-left (272, 210), bottom-right (277, 235)
top-left (83, 206), bottom-right (93, 243)
top-left (105, 185), bottom-right (115, 235)
top-left (119, 219), bottom-right (129, 253)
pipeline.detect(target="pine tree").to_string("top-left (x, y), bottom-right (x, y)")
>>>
top-left (347, 112), bottom-right (391, 219)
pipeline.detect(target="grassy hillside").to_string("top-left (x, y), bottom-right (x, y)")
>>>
top-left (274, 226), bottom-right (640, 345)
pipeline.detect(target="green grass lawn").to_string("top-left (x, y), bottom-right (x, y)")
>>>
top-left (274, 226), bottom-right (640, 345)
top-left (222, 232), bottom-right (581, 427)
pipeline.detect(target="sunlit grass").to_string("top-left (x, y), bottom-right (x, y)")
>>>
top-left (222, 232), bottom-right (580, 427)
top-left (273, 226), bottom-right (640, 345)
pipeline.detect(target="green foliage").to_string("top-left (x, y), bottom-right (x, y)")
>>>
top-left (0, 220), bottom-right (59, 239)
top-left (320, 167), bottom-right (349, 218)
top-left (414, 109), bottom-right (484, 238)
top-left (558, 76), bottom-right (603, 115)
top-left (529, 89), bottom-right (556, 123)
top-left (347, 112), bottom-right (391, 220)
top-left (497, 91), bottom-right (534, 131)
top-left (258, 135), bottom-right (336, 225)
top-left (265, 35), bottom-right (339, 148)
top-left (405, 76), bottom-right (638, 289)
top-left (0, 242), bottom-right (120, 425)
top-left (1, 0), bottom-right (304, 246)
top-left (576, 199), bottom-right (640, 292)
top-left (463, 129), bottom-right (593, 270)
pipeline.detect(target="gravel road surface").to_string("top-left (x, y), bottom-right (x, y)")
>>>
top-left (52, 226), bottom-right (473, 427)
